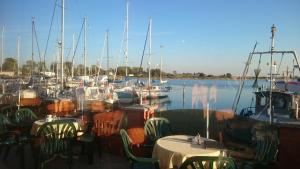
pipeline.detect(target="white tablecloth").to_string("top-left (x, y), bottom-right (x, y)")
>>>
top-left (152, 135), bottom-right (221, 169)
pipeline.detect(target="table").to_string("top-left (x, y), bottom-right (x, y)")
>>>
top-left (152, 135), bottom-right (221, 169)
top-left (30, 117), bottom-right (85, 136)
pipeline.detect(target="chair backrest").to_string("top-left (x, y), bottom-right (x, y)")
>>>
top-left (144, 117), bottom-right (172, 143)
top-left (36, 120), bottom-right (77, 155)
top-left (179, 156), bottom-right (237, 169)
top-left (14, 108), bottom-right (38, 123)
top-left (93, 111), bottom-right (124, 136)
top-left (254, 132), bottom-right (279, 163)
top-left (0, 113), bottom-right (7, 134)
top-left (0, 104), bottom-right (16, 118)
top-left (119, 129), bottom-right (138, 163)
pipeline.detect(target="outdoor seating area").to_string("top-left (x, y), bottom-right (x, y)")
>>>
top-left (0, 101), bottom-right (280, 169)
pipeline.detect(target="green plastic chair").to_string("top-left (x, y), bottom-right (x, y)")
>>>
top-left (144, 117), bottom-right (172, 144)
top-left (0, 113), bottom-right (19, 162)
top-left (14, 108), bottom-right (38, 123)
top-left (34, 120), bottom-right (77, 169)
top-left (13, 108), bottom-right (38, 141)
top-left (241, 133), bottom-right (279, 169)
top-left (179, 156), bottom-right (238, 169)
top-left (0, 103), bottom-right (17, 120)
top-left (119, 129), bottom-right (160, 169)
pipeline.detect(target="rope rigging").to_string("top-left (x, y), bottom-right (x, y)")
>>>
top-left (32, 21), bottom-right (42, 72)
top-left (70, 20), bottom-right (85, 71)
top-left (252, 54), bottom-right (262, 88)
top-left (43, 0), bottom-right (58, 73)
top-left (137, 21), bottom-right (151, 82)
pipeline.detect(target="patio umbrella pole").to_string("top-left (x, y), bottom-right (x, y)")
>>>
top-left (206, 103), bottom-right (209, 139)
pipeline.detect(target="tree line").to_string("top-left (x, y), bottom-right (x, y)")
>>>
top-left (0, 57), bottom-right (233, 79)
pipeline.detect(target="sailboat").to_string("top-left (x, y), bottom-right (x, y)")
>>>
top-left (135, 18), bottom-right (171, 100)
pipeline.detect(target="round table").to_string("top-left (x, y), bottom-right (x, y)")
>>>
top-left (152, 135), bottom-right (221, 169)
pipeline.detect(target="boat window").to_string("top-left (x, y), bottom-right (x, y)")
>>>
top-left (273, 97), bottom-right (286, 109)
top-left (260, 97), bottom-right (266, 106)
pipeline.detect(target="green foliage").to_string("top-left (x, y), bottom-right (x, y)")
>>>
top-left (2, 58), bottom-right (17, 71)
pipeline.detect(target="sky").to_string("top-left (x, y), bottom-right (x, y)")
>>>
top-left (0, 0), bottom-right (300, 76)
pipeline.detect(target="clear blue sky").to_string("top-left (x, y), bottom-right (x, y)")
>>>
top-left (1, 0), bottom-right (300, 75)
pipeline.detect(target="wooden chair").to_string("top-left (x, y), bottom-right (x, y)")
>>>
top-left (93, 111), bottom-right (124, 156)
top-left (119, 129), bottom-right (160, 169)
top-left (179, 156), bottom-right (238, 169)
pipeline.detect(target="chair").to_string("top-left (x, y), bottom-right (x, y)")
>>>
top-left (0, 113), bottom-right (19, 163)
top-left (77, 111), bottom-right (95, 164)
top-left (179, 156), bottom-right (238, 169)
top-left (144, 117), bottom-right (172, 144)
top-left (0, 103), bottom-right (17, 120)
top-left (93, 111), bottom-right (124, 156)
top-left (13, 108), bottom-right (38, 169)
top-left (34, 120), bottom-right (77, 169)
top-left (119, 129), bottom-right (160, 169)
top-left (240, 132), bottom-right (279, 169)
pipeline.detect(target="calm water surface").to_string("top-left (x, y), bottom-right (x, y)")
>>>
top-left (145, 79), bottom-right (267, 113)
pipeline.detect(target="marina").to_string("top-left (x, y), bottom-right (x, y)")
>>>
top-left (1, 0), bottom-right (300, 169)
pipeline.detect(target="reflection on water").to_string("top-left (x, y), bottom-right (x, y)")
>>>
top-left (145, 79), bottom-right (264, 113)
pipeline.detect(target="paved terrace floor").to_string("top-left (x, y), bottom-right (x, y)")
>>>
top-left (0, 144), bottom-right (131, 169)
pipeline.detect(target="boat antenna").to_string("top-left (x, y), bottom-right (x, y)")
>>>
top-left (269, 24), bottom-right (276, 124)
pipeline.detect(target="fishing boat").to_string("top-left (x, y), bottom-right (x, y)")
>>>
top-left (234, 25), bottom-right (300, 122)
top-left (233, 25), bottom-right (300, 168)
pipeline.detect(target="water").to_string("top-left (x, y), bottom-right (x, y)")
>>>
top-left (147, 79), bottom-right (267, 113)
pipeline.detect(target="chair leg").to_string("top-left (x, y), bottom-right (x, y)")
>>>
top-left (96, 137), bottom-right (102, 158)
top-left (19, 145), bottom-right (25, 169)
top-left (3, 146), bottom-right (11, 160)
top-left (86, 142), bottom-right (94, 164)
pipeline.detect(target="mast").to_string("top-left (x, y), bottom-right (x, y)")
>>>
top-left (17, 35), bottom-right (20, 76)
top-left (1, 26), bottom-right (3, 72)
top-left (60, 0), bottom-right (65, 89)
top-left (148, 18), bottom-right (152, 87)
top-left (269, 24), bottom-right (276, 124)
top-left (125, 0), bottom-right (129, 77)
top-left (160, 45), bottom-right (163, 83)
top-left (84, 17), bottom-right (87, 77)
top-left (31, 17), bottom-right (34, 76)
top-left (106, 29), bottom-right (109, 76)
top-left (71, 33), bottom-right (75, 79)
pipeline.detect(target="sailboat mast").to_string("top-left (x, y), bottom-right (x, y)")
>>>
top-left (106, 29), bottom-right (109, 76)
top-left (125, 0), bottom-right (129, 77)
top-left (1, 26), bottom-right (4, 73)
top-left (84, 17), bottom-right (87, 77)
top-left (60, 0), bottom-right (65, 89)
top-left (17, 36), bottom-right (20, 76)
top-left (31, 17), bottom-right (34, 76)
top-left (148, 18), bottom-right (152, 87)
top-left (71, 33), bottom-right (75, 79)
top-left (269, 24), bottom-right (276, 124)
top-left (160, 45), bottom-right (163, 83)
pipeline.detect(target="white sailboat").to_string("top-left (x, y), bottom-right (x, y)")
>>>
top-left (136, 18), bottom-right (170, 100)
